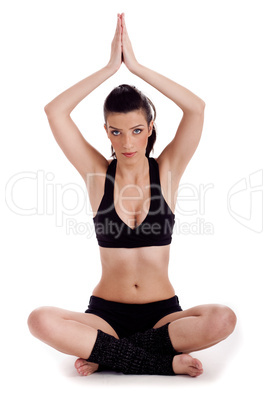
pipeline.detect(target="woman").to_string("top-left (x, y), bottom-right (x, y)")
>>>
top-left (28, 13), bottom-right (236, 377)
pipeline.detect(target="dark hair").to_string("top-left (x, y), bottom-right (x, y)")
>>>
top-left (103, 84), bottom-right (157, 158)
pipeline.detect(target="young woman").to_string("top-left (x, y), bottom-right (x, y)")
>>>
top-left (28, 13), bottom-right (236, 377)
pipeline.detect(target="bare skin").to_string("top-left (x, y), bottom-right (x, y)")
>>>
top-left (27, 303), bottom-right (235, 377)
top-left (28, 13), bottom-right (237, 378)
top-left (73, 303), bottom-right (236, 376)
top-left (75, 355), bottom-right (204, 377)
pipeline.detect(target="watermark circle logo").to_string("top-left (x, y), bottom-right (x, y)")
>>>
top-left (227, 170), bottom-right (263, 233)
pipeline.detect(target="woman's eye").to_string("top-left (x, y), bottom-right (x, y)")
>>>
top-left (133, 129), bottom-right (142, 134)
top-left (112, 130), bottom-right (120, 136)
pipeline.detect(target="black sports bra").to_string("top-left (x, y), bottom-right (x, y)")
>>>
top-left (93, 156), bottom-right (175, 248)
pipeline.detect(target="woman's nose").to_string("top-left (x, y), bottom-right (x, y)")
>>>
top-left (123, 135), bottom-right (133, 149)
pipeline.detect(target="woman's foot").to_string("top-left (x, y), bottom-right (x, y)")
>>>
top-left (75, 354), bottom-right (203, 377)
top-left (75, 358), bottom-right (99, 376)
top-left (172, 354), bottom-right (203, 377)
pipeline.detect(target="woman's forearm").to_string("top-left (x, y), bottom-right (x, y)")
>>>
top-left (44, 64), bottom-right (116, 118)
top-left (131, 63), bottom-right (205, 114)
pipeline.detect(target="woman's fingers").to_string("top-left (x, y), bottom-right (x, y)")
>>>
top-left (120, 13), bottom-right (138, 72)
top-left (107, 14), bottom-right (123, 72)
top-left (114, 13), bottom-right (122, 43)
top-left (122, 13), bottom-right (132, 49)
top-left (122, 13), bottom-right (127, 30)
top-left (121, 13), bottom-right (127, 38)
top-left (115, 14), bottom-right (121, 38)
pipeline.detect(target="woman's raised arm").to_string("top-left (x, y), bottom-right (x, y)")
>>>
top-left (44, 14), bottom-right (123, 180)
top-left (121, 13), bottom-right (205, 183)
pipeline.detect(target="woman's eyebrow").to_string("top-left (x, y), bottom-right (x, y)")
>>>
top-left (109, 124), bottom-right (145, 130)
top-left (109, 125), bottom-right (122, 130)
top-left (130, 124), bottom-right (145, 129)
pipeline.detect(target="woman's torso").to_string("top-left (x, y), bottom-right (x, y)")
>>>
top-left (86, 156), bottom-right (178, 303)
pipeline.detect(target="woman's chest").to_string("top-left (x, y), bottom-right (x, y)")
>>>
top-left (114, 179), bottom-right (151, 229)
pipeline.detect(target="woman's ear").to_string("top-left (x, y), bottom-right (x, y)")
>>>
top-left (104, 123), bottom-right (108, 136)
top-left (148, 121), bottom-right (154, 136)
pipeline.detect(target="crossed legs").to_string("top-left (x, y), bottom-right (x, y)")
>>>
top-left (27, 304), bottom-right (236, 376)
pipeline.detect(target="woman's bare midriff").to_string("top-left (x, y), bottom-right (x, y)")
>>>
top-left (92, 244), bottom-right (176, 304)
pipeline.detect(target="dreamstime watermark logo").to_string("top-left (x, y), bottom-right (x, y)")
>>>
top-left (227, 170), bottom-right (263, 233)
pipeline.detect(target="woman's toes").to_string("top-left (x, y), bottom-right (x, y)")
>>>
top-left (192, 358), bottom-right (203, 370)
top-left (74, 358), bottom-right (86, 369)
top-left (173, 354), bottom-right (204, 377)
top-left (74, 358), bottom-right (99, 376)
top-left (80, 366), bottom-right (90, 376)
top-left (188, 359), bottom-right (203, 377)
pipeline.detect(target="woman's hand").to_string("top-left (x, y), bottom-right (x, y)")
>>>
top-left (121, 13), bottom-right (139, 73)
top-left (107, 14), bottom-right (123, 73)
top-left (107, 13), bottom-right (139, 74)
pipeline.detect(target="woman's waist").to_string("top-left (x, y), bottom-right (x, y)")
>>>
top-left (98, 244), bottom-right (170, 271)
top-left (94, 245), bottom-right (173, 303)
top-left (98, 256), bottom-right (170, 286)
top-left (92, 274), bottom-right (175, 304)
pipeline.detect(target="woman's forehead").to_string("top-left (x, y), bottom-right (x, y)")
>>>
top-left (106, 110), bottom-right (147, 127)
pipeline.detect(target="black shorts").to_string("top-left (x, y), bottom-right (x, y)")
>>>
top-left (85, 295), bottom-right (183, 338)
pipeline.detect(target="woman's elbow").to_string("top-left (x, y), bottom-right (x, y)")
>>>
top-left (44, 103), bottom-right (69, 119)
top-left (44, 103), bottom-right (52, 116)
top-left (186, 99), bottom-right (205, 115)
top-left (186, 100), bottom-right (205, 116)
top-left (44, 103), bottom-right (62, 119)
top-left (197, 99), bottom-right (206, 114)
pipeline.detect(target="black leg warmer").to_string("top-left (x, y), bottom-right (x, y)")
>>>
top-left (125, 323), bottom-right (180, 357)
top-left (87, 329), bottom-right (175, 375)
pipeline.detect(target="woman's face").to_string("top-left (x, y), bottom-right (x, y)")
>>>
top-left (104, 110), bottom-right (153, 160)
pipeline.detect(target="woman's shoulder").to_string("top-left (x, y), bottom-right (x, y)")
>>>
top-left (107, 158), bottom-right (115, 166)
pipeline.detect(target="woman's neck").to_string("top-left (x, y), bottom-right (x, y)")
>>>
top-left (115, 154), bottom-right (149, 183)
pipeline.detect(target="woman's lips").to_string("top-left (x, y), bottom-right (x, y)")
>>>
top-left (122, 152), bottom-right (136, 157)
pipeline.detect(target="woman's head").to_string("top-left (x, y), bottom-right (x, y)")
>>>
top-left (103, 84), bottom-right (157, 158)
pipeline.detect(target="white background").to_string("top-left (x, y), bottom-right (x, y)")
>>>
top-left (1, 0), bottom-right (267, 400)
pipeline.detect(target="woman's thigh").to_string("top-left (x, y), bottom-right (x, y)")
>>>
top-left (153, 303), bottom-right (236, 353)
top-left (62, 308), bottom-right (120, 338)
top-left (28, 306), bottom-right (120, 339)
top-left (153, 304), bottom-right (227, 328)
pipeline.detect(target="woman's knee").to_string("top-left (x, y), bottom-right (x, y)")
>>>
top-left (27, 306), bottom-right (57, 340)
top-left (206, 305), bottom-right (237, 342)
